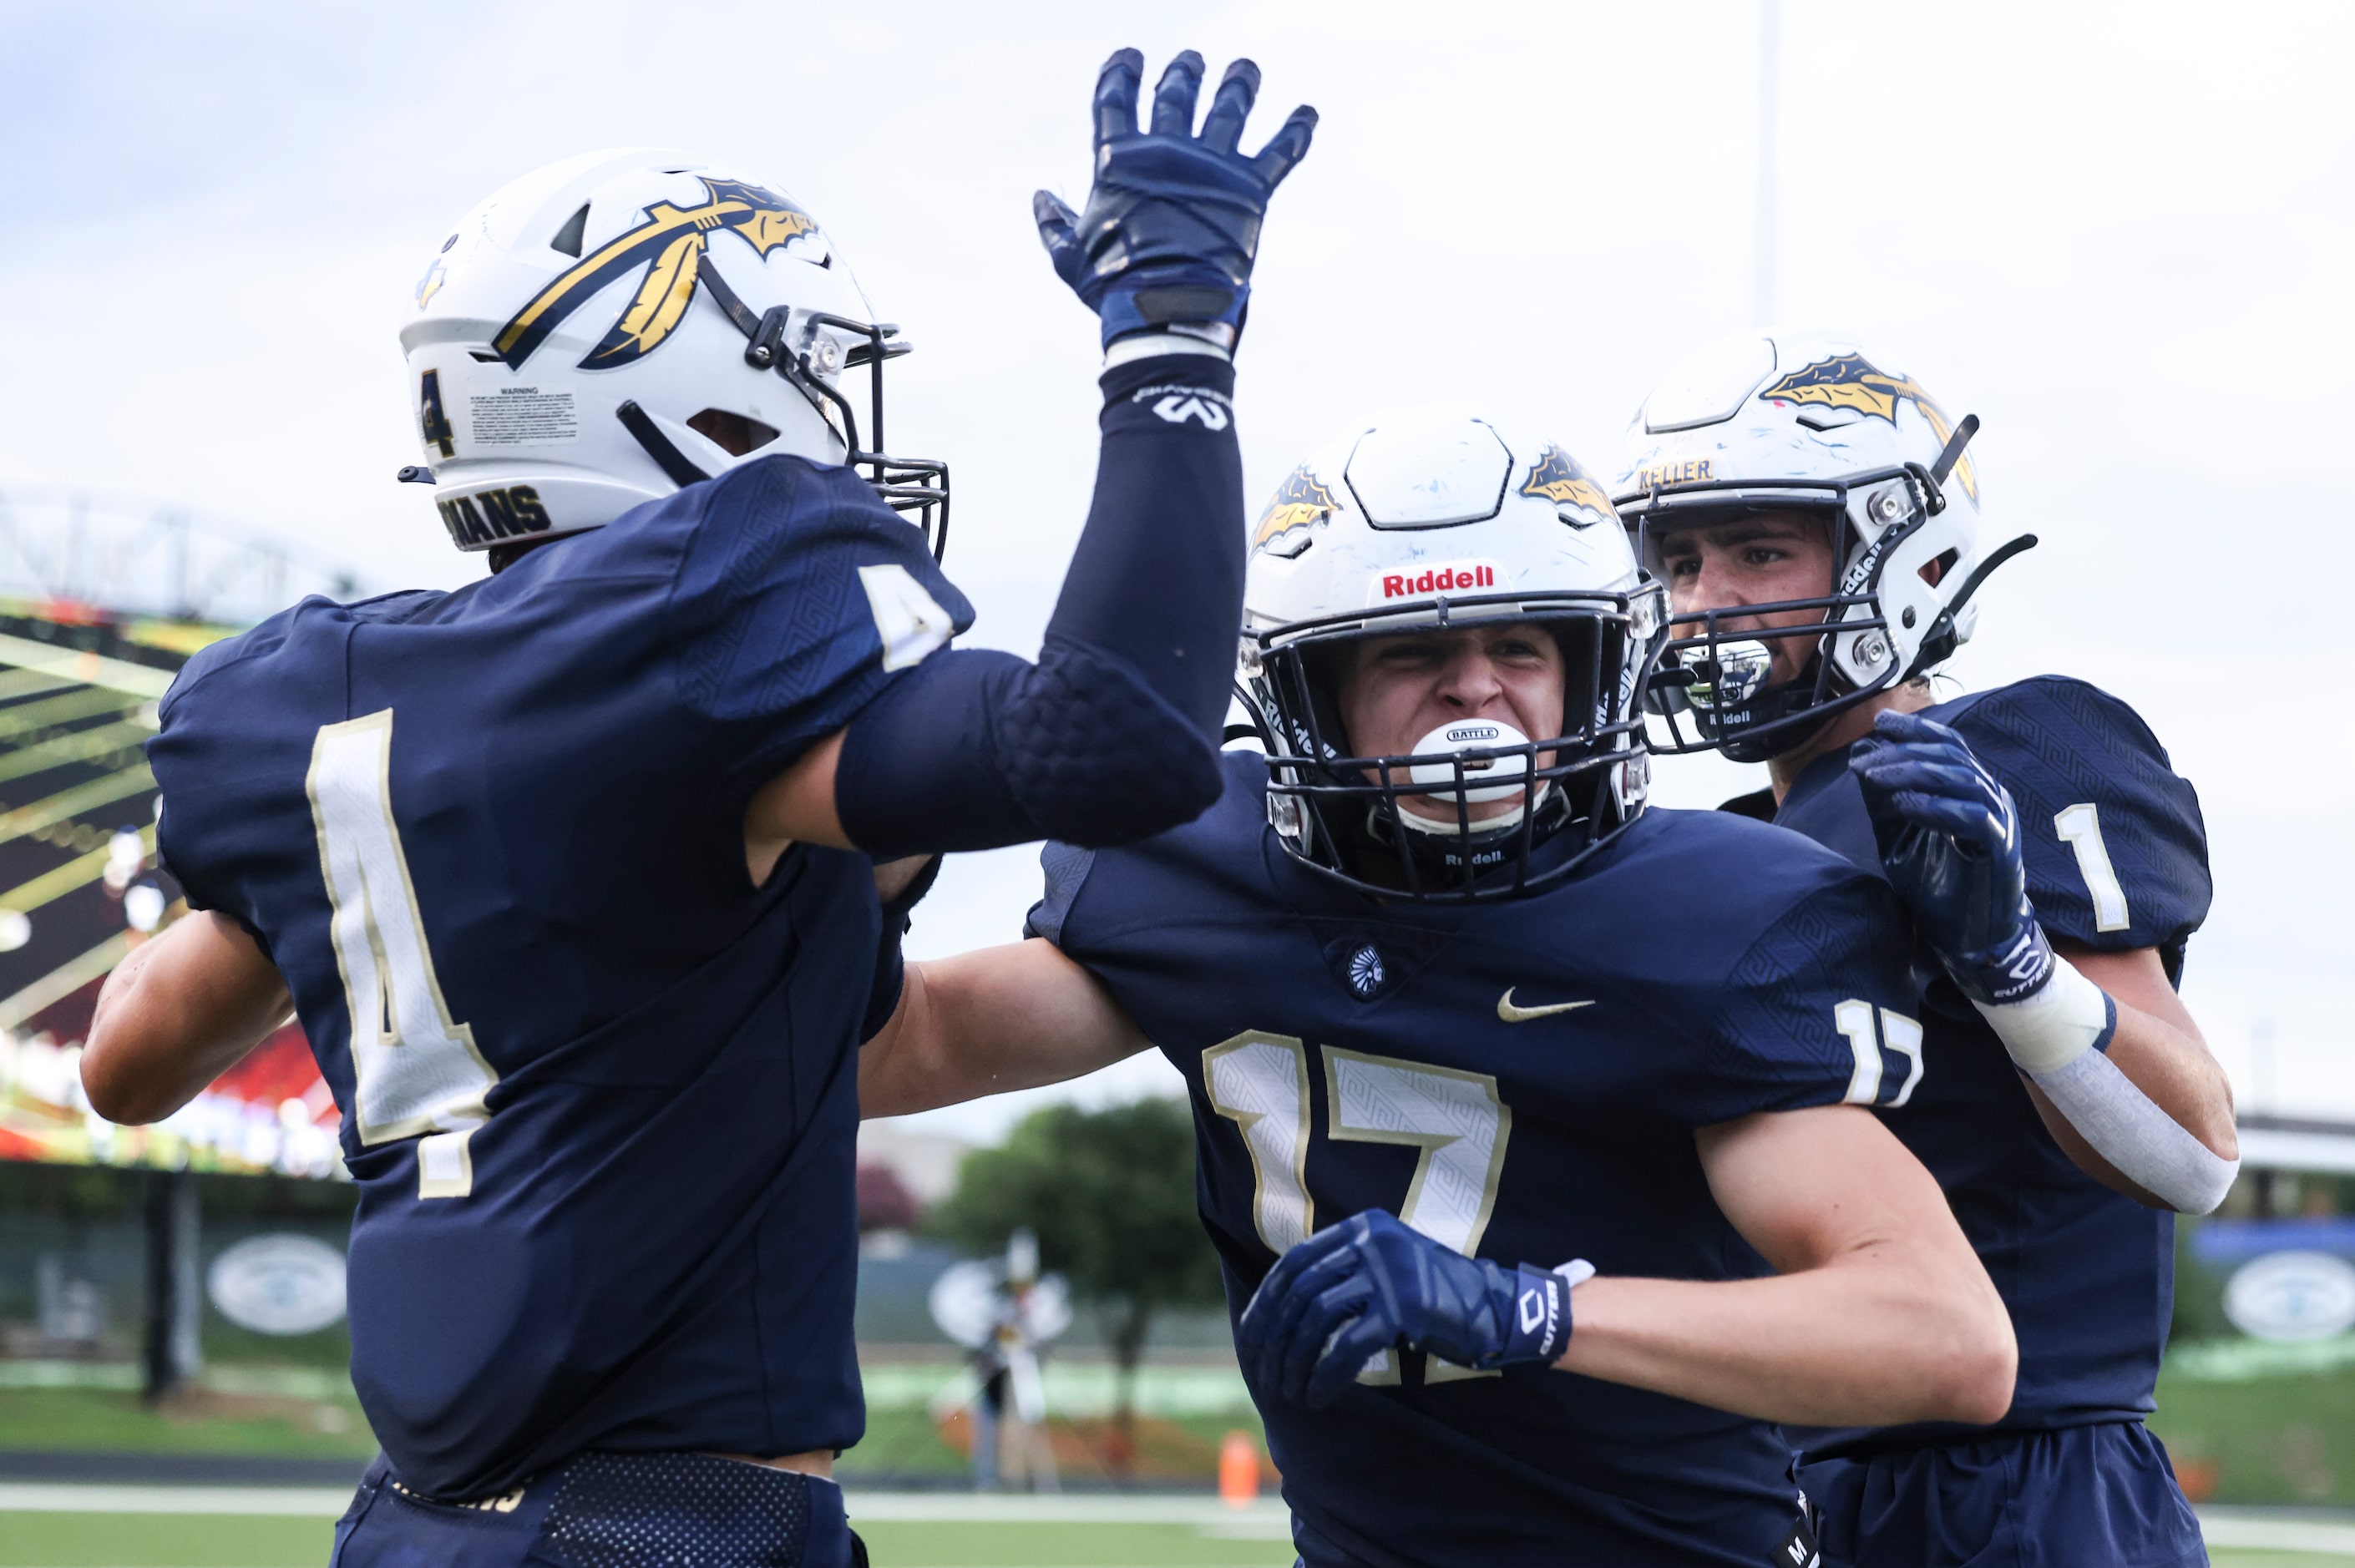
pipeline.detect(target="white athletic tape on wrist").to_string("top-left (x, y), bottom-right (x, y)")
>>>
top-left (2027, 1048), bottom-right (2240, 1215)
top-left (1972, 955), bottom-right (2113, 1074)
top-left (1103, 329), bottom-right (1234, 367)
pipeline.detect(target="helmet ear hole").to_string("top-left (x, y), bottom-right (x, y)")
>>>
top-left (686, 409), bottom-right (780, 458)
top-left (1922, 547), bottom-right (1958, 587)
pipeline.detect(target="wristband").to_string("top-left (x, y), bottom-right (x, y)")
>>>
top-left (1970, 953), bottom-right (2117, 1074)
top-left (1103, 325), bottom-right (1235, 367)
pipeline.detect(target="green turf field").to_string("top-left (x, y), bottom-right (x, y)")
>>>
top-left (0, 1501), bottom-right (1301, 1567)
top-left (8, 1357), bottom-right (2352, 1502)
top-left (7, 1344), bottom-right (2355, 1563)
top-left (3, 1496), bottom-right (2355, 1568)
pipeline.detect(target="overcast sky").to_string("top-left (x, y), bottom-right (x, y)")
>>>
top-left (4, 1), bottom-right (2348, 1141)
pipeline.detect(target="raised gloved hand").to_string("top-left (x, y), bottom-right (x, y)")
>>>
top-left (1851, 710), bottom-right (2055, 1006)
top-left (1236, 1210), bottom-right (1572, 1409)
top-left (1034, 48), bottom-right (1317, 350)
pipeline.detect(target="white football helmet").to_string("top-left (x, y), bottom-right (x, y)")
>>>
top-left (1613, 331), bottom-right (2017, 762)
top-left (398, 148), bottom-right (946, 558)
top-left (1238, 411), bottom-right (1664, 901)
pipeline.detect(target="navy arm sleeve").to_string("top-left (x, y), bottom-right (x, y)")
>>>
top-left (834, 354), bottom-right (1243, 856)
top-left (1946, 677), bottom-right (2211, 976)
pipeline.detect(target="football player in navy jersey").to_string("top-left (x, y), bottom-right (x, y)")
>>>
top-left (1615, 331), bottom-right (2239, 1568)
top-left (77, 50), bottom-right (1315, 1567)
top-left (861, 412), bottom-right (2017, 1568)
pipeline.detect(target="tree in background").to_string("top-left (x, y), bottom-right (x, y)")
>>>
top-left (929, 1096), bottom-right (1225, 1471)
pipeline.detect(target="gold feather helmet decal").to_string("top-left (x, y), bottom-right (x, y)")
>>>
top-left (1519, 444), bottom-right (1618, 526)
top-left (1759, 352), bottom-right (1979, 503)
top-left (1253, 466), bottom-right (1340, 550)
top-left (493, 177), bottom-right (822, 371)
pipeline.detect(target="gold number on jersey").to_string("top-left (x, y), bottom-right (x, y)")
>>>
top-left (1206, 1033), bottom-right (1512, 1385)
top-left (307, 710), bottom-right (497, 1198)
top-left (1203, 1032), bottom-right (1315, 1254)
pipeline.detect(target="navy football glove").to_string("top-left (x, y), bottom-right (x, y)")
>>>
top-left (1034, 48), bottom-right (1317, 349)
top-left (1851, 710), bottom-right (2057, 1006)
top-left (1236, 1210), bottom-right (1571, 1409)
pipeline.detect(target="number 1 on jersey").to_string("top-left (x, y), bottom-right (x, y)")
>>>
top-left (2055, 802), bottom-right (2131, 933)
top-left (1204, 1034), bottom-right (1315, 1253)
top-left (307, 710), bottom-right (496, 1197)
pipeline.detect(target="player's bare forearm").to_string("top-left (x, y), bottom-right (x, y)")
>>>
top-left (1558, 1249), bottom-right (2011, 1427)
top-left (1557, 1105), bottom-right (2014, 1427)
top-left (81, 913), bottom-right (292, 1125)
top-left (858, 938), bottom-right (1150, 1118)
top-left (2025, 942), bottom-right (2237, 1206)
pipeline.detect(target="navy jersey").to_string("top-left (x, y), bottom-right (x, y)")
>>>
top-left (1031, 755), bottom-right (1922, 1568)
top-left (1755, 676), bottom-right (2211, 1457)
top-left (147, 455), bottom-right (970, 1499)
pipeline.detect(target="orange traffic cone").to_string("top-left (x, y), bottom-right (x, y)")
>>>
top-left (1218, 1429), bottom-right (1259, 1508)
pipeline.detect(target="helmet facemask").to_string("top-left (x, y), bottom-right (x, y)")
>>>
top-left (636, 259), bottom-right (950, 559)
top-left (1242, 591), bottom-right (1659, 902)
top-left (1612, 331), bottom-right (2028, 766)
top-left (1631, 430), bottom-right (1994, 764)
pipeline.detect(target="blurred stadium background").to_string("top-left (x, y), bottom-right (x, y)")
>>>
top-left (7, 0), bottom-right (2355, 1563)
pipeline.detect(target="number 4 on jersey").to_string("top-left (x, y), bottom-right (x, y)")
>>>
top-left (858, 564), bottom-right (955, 671)
top-left (307, 711), bottom-right (496, 1198)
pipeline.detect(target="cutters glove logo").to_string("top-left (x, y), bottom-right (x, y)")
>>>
top-left (1505, 1268), bottom-right (1567, 1361)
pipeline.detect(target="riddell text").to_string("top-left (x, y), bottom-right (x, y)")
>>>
top-left (1383, 564), bottom-right (1496, 599)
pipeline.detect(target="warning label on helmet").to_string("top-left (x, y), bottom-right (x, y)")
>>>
top-left (468, 388), bottom-right (578, 447)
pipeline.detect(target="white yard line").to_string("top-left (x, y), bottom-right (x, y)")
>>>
top-left (0, 1484), bottom-right (353, 1515)
top-left (0, 1483), bottom-right (1289, 1526)
top-left (846, 1494), bottom-right (1288, 1526)
top-left (2197, 1507), bottom-right (2355, 1554)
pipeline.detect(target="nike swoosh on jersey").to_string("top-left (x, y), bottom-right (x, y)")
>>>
top-left (1497, 989), bottom-right (1595, 1024)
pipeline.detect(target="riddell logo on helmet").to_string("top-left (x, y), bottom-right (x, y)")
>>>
top-left (1369, 560), bottom-right (1502, 604)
